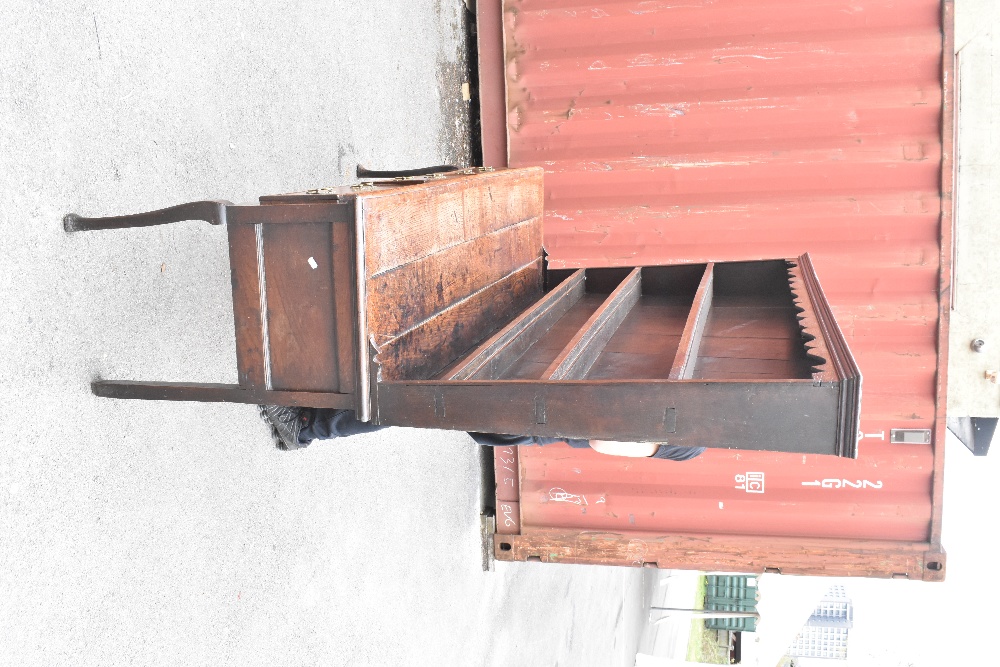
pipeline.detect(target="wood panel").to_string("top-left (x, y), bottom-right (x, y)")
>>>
top-left (697, 306), bottom-right (802, 339)
top-left (331, 222), bottom-right (357, 395)
top-left (261, 222), bottom-right (340, 392)
top-left (694, 357), bottom-right (805, 379)
top-left (585, 298), bottom-right (689, 380)
top-left (226, 224), bottom-right (266, 388)
top-left (544, 268), bottom-right (642, 380)
top-left (445, 269), bottom-right (586, 380)
top-left (696, 307), bottom-right (813, 379)
top-left (463, 170), bottom-right (544, 238)
top-left (366, 218), bottom-right (542, 339)
top-left (600, 301), bottom-right (690, 336)
top-left (501, 294), bottom-right (605, 380)
top-left (359, 168), bottom-right (544, 277)
top-left (373, 260), bottom-right (544, 381)
top-left (378, 380), bottom-right (841, 453)
top-left (699, 336), bottom-right (800, 360)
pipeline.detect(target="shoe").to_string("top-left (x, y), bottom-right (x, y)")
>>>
top-left (258, 405), bottom-right (310, 451)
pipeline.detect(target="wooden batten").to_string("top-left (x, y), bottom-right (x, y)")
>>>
top-left (92, 380), bottom-right (355, 409)
top-left (331, 222), bottom-right (357, 395)
top-left (371, 259), bottom-right (544, 382)
top-left (226, 203), bottom-right (352, 225)
top-left (669, 262), bottom-right (714, 380)
top-left (543, 267), bottom-right (643, 380)
top-left (227, 224), bottom-right (267, 389)
top-left (446, 269), bottom-right (587, 380)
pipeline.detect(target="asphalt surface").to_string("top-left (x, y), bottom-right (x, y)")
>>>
top-left (0, 2), bottom-right (649, 665)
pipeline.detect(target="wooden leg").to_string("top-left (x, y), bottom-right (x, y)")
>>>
top-left (92, 380), bottom-right (355, 409)
top-left (63, 200), bottom-right (233, 232)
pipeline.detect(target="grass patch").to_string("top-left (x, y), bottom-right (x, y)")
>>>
top-left (685, 575), bottom-right (732, 665)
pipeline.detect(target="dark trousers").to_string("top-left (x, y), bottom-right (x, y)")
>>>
top-left (298, 409), bottom-right (704, 460)
top-left (299, 409), bottom-right (590, 448)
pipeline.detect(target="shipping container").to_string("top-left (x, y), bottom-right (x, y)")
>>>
top-left (476, 0), bottom-right (955, 581)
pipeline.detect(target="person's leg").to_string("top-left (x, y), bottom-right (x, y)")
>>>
top-left (299, 409), bottom-right (390, 443)
top-left (468, 432), bottom-right (591, 448)
top-left (260, 406), bottom-right (393, 450)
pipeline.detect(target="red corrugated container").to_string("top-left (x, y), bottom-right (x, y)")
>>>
top-left (477, 0), bottom-right (954, 581)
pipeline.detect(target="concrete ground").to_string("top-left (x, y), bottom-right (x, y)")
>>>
top-left (637, 571), bottom-right (702, 663)
top-left (0, 2), bottom-right (650, 665)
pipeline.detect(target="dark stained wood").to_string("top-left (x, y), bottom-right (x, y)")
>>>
top-left (446, 269), bottom-right (586, 380)
top-left (602, 301), bottom-right (690, 337)
top-left (699, 335), bottom-right (800, 360)
top-left (377, 380), bottom-right (841, 453)
top-left (66, 199), bottom-right (349, 230)
top-left (63, 200), bottom-right (230, 232)
top-left (491, 528), bottom-right (945, 582)
top-left (639, 264), bottom-right (708, 299)
top-left (373, 260), bottom-right (544, 381)
top-left (574, 267), bottom-right (636, 294)
top-left (226, 224), bottom-right (267, 388)
top-left (586, 349), bottom-right (679, 381)
top-left (586, 297), bottom-right (691, 380)
top-left (332, 222), bottom-right (357, 396)
top-left (366, 218), bottom-right (543, 338)
top-left (712, 260), bottom-right (796, 306)
top-left (92, 380), bottom-right (354, 408)
top-left (76, 172), bottom-right (863, 471)
top-left (227, 203), bottom-right (352, 225)
top-left (261, 222), bottom-right (340, 392)
top-left (544, 268), bottom-right (643, 380)
top-left (462, 169), bottom-right (545, 240)
top-left (361, 185), bottom-right (463, 277)
top-left (694, 313), bottom-right (814, 377)
top-left (358, 168), bottom-right (544, 277)
top-left (701, 306), bottom-right (802, 339)
top-left (793, 253), bottom-right (863, 457)
top-left (500, 294), bottom-right (605, 380)
top-left (694, 357), bottom-right (805, 378)
top-left (78, 168), bottom-right (557, 432)
top-left (669, 263), bottom-right (715, 380)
